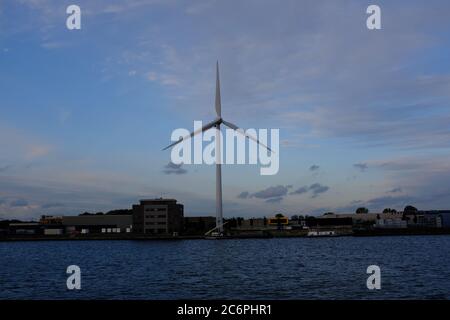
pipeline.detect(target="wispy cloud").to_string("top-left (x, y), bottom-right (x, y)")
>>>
top-left (237, 191), bottom-right (249, 199)
top-left (289, 183), bottom-right (330, 198)
top-left (251, 185), bottom-right (291, 201)
top-left (162, 162), bottom-right (187, 175)
top-left (290, 186), bottom-right (308, 195)
top-left (2, 1), bottom-right (450, 218)
top-left (10, 198), bottom-right (29, 207)
top-left (265, 196), bottom-right (283, 203)
top-left (388, 187), bottom-right (402, 193)
top-left (309, 183), bottom-right (330, 198)
top-left (353, 163), bottom-right (368, 172)
top-left (242, 182), bottom-right (330, 202)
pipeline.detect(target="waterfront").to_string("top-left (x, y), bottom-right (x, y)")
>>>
top-left (1, 236), bottom-right (450, 300)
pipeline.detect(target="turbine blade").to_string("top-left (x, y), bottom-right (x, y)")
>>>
top-left (215, 61), bottom-right (221, 117)
top-left (162, 119), bottom-right (219, 150)
top-left (222, 120), bottom-right (273, 153)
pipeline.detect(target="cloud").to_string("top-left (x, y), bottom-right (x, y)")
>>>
top-left (289, 183), bottom-right (330, 198)
top-left (237, 191), bottom-right (249, 199)
top-left (114, 1), bottom-right (450, 152)
top-left (10, 1), bottom-right (450, 154)
top-left (3, 1), bottom-right (450, 217)
top-left (388, 187), bottom-right (402, 193)
top-left (162, 162), bottom-right (187, 175)
top-left (244, 183), bottom-right (330, 202)
top-left (251, 185), bottom-right (291, 200)
top-left (265, 196), bottom-right (283, 203)
top-left (353, 163), bottom-right (368, 172)
top-left (290, 186), bottom-right (308, 195)
top-left (10, 198), bottom-right (29, 207)
top-left (309, 164), bottom-right (320, 171)
top-left (377, 161), bottom-right (422, 171)
top-left (308, 183), bottom-right (330, 198)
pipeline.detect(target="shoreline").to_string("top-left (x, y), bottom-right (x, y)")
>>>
top-left (2, 228), bottom-right (450, 242)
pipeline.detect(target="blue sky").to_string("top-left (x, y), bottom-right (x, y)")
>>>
top-left (1, 0), bottom-right (450, 220)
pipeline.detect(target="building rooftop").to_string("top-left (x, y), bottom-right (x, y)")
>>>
top-left (139, 198), bottom-right (178, 204)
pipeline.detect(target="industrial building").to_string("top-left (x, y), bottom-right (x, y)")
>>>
top-left (62, 214), bottom-right (133, 234)
top-left (132, 198), bottom-right (184, 235)
top-left (403, 210), bottom-right (450, 228)
top-left (8, 222), bottom-right (41, 235)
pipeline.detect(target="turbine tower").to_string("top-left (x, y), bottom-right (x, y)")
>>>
top-left (163, 62), bottom-right (271, 236)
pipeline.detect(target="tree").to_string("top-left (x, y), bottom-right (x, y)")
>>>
top-left (356, 207), bottom-right (369, 214)
top-left (383, 208), bottom-right (397, 214)
top-left (275, 213), bottom-right (285, 230)
top-left (291, 215), bottom-right (299, 221)
top-left (404, 205), bottom-right (418, 214)
top-left (323, 212), bottom-right (334, 216)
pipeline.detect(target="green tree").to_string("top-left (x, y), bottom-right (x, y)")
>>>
top-left (356, 207), bottom-right (369, 214)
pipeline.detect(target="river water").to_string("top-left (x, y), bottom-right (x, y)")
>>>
top-left (1, 236), bottom-right (449, 299)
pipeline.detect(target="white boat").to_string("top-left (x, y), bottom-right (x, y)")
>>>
top-left (204, 222), bottom-right (230, 239)
top-left (204, 231), bottom-right (228, 240)
top-left (307, 230), bottom-right (337, 237)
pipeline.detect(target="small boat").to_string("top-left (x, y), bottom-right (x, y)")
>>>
top-left (204, 222), bottom-right (230, 239)
top-left (204, 232), bottom-right (229, 240)
top-left (307, 230), bottom-right (338, 237)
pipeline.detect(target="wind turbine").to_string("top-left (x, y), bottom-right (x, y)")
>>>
top-left (163, 62), bottom-right (271, 236)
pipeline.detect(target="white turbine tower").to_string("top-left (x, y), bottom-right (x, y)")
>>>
top-left (163, 62), bottom-right (271, 236)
